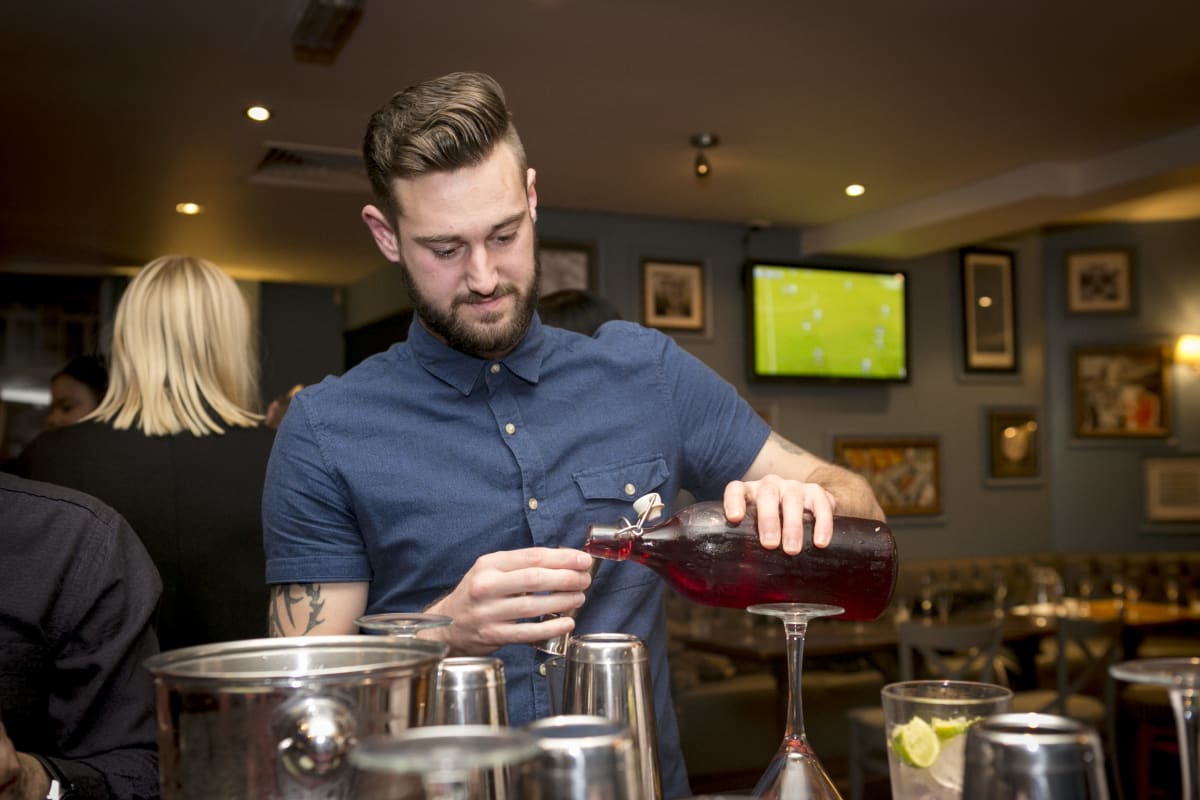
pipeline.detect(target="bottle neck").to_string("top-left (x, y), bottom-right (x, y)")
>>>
top-left (583, 523), bottom-right (636, 561)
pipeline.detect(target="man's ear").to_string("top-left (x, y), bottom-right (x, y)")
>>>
top-left (526, 168), bottom-right (538, 223)
top-left (362, 205), bottom-right (401, 262)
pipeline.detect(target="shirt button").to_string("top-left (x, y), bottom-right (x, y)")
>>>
top-left (528, 498), bottom-right (539, 510)
top-left (624, 483), bottom-right (636, 496)
top-left (505, 423), bottom-right (516, 435)
top-left (490, 363), bottom-right (501, 374)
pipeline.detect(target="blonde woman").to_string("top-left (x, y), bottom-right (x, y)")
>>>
top-left (14, 255), bottom-right (275, 650)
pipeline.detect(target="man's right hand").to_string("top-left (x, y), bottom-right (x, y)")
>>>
top-left (424, 547), bottom-right (594, 656)
top-left (0, 721), bottom-right (49, 800)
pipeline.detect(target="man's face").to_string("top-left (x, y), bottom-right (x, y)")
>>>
top-left (365, 143), bottom-right (540, 360)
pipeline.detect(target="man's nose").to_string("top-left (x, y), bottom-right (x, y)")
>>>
top-left (464, 245), bottom-right (499, 295)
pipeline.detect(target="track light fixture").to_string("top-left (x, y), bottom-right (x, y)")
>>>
top-left (690, 132), bottom-right (719, 178)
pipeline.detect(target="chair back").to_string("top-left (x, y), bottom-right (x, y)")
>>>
top-left (897, 619), bottom-right (1005, 682)
top-left (1045, 614), bottom-right (1124, 715)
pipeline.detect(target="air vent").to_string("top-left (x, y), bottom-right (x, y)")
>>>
top-left (248, 141), bottom-right (367, 192)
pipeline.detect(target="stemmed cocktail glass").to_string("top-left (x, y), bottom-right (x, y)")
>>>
top-left (356, 611), bottom-right (452, 638)
top-left (1109, 656), bottom-right (1200, 799)
top-left (747, 602), bottom-right (845, 799)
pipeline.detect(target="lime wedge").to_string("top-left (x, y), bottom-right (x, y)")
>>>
top-left (931, 715), bottom-right (976, 740)
top-left (891, 716), bottom-right (940, 768)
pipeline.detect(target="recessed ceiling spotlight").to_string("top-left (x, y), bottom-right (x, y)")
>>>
top-left (246, 105), bottom-right (271, 122)
top-left (845, 184), bottom-right (865, 197)
top-left (689, 132), bottom-right (719, 179)
top-left (175, 202), bottom-right (204, 216)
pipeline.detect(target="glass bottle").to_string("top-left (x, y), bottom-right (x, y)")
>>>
top-left (584, 498), bottom-right (897, 621)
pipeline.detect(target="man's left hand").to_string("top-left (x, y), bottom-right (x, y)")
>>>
top-left (723, 474), bottom-right (837, 555)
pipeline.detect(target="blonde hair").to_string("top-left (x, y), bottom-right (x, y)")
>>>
top-left (89, 255), bottom-right (263, 436)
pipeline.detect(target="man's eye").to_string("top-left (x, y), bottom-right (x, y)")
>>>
top-left (433, 246), bottom-right (460, 259)
top-left (495, 233), bottom-right (516, 245)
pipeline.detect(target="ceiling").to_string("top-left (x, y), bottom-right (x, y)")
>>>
top-left (3, 1), bottom-right (1200, 286)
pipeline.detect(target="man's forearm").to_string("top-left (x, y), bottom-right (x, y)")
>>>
top-left (806, 464), bottom-right (886, 520)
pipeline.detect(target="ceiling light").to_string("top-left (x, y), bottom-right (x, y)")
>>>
top-left (175, 202), bottom-right (204, 216)
top-left (246, 105), bottom-right (271, 122)
top-left (690, 132), bottom-right (718, 179)
top-left (845, 184), bottom-right (865, 197)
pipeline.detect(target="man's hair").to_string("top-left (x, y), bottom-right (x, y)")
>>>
top-left (89, 255), bottom-right (262, 436)
top-left (363, 71), bottom-right (527, 218)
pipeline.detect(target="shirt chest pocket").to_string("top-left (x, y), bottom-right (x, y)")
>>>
top-left (572, 455), bottom-right (672, 599)
top-left (571, 454), bottom-right (670, 507)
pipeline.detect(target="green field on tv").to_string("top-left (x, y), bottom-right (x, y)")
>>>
top-left (752, 266), bottom-right (907, 380)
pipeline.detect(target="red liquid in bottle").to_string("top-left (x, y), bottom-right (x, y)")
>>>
top-left (584, 502), bottom-right (896, 621)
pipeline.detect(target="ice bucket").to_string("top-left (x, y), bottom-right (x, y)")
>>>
top-left (145, 635), bottom-right (448, 799)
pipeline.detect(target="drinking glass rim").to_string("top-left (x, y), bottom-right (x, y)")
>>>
top-left (881, 679), bottom-right (1014, 703)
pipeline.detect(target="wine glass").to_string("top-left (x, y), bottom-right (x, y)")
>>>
top-left (1109, 656), bottom-right (1200, 799)
top-left (350, 725), bottom-right (541, 800)
top-left (356, 611), bottom-right (453, 637)
top-left (746, 602), bottom-right (845, 799)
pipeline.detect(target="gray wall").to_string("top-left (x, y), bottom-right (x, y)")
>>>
top-left (1043, 220), bottom-right (1200, 554)
top-left (342, 209), bottom-right (1200, 560)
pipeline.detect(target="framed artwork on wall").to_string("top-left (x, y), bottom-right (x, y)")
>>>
top-left (832, 436), bottom-right (942, 516)
top-left (642, 260), bottom-right (705, 331)
top-left (987, 408), bottom-right (1040, 479)
top-left (1066, 249), bottom-right (1134, 313)
top-left (538, 241), bottom-right (594, 296)
top-left (1073, 345), bottom-right (1170, 438)
top-left (1144, 457), bottom-right (1200, 522)
top-left (961, 248), bottom-right (1018, 372)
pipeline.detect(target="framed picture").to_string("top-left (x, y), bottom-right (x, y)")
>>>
top-left (833, 437), bottom-right (942, 516)
top-left (1144, 457), bottom-right (1200, 522)
top-left (961, 248), bottom-right (1017, 372)
top-left (1073, 345), bottom-right (1170, 438)
top-left (1066, 249), bottom-right (1134, 313)
top-left (987, 408), bottom-right (1040, 479)
top-left (642, 260), bottom-right (704, 331)
top-left (538, 241), bottom-right (593, 296)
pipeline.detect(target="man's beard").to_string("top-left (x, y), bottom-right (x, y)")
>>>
top-left (399, 253), bottom-right (541, 359)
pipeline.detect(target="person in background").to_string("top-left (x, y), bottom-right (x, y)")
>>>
top-left (46, 355), bottom-right (108, 429)
top-left (536, 288), bottom-right (622, 336)
top-left (0, 473), bottom-right (161, 800)
top-left (12, 255), bottom-right (275, 652)
top-left (262, 71), bottom-right (883, 798)
top-left (264, 384), bottom-right (304, 430)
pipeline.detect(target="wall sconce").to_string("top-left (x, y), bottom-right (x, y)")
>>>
top-left (1176, 334), bottom-right (1200, 372)
top-left (690, 132), bottom-right (718, 178)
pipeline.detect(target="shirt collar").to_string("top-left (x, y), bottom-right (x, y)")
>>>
top-left (407, 313), bottom-right (545, 396)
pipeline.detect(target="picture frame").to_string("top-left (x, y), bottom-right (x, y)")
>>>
top-left (642, 260), bottom-right (705, 331)
top-left (1144, 457), bottom-right (1200, 522)
top-left (987, 408), bottom-right (1040, 479)
top-left (961, 248), bottom-right (1018, 372)
top-left (1073, 345), bottom-right (1170, 438)
top-left (1066, 249), bottom-right (1134, 313)
top-left (832, 436), bottom-right (942, 516)
top-left (538, 241), bottom-right (594, 296)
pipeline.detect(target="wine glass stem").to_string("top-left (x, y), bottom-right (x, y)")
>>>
top-left (1172, 688), bottom-right (1199, 800)
top-left (783, 618), bottom-right (810, 742)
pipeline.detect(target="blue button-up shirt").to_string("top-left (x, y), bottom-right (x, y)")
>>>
top-left (263, 315), bottom-right (769, 798)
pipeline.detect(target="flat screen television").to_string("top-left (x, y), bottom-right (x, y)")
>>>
top-left (745, 261), bottom-right (910, 383)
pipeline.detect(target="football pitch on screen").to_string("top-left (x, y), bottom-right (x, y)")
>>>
top-left (755, 275), bottom-right (906, 378)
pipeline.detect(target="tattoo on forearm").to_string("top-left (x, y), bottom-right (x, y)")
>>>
top-left (770, 432), bottom-right (809, 458)
top-left (268, 583), bottom-right (327, 636)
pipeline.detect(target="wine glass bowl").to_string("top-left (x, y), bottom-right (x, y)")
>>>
top-left (746, 602), bottom-right (845, 800)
